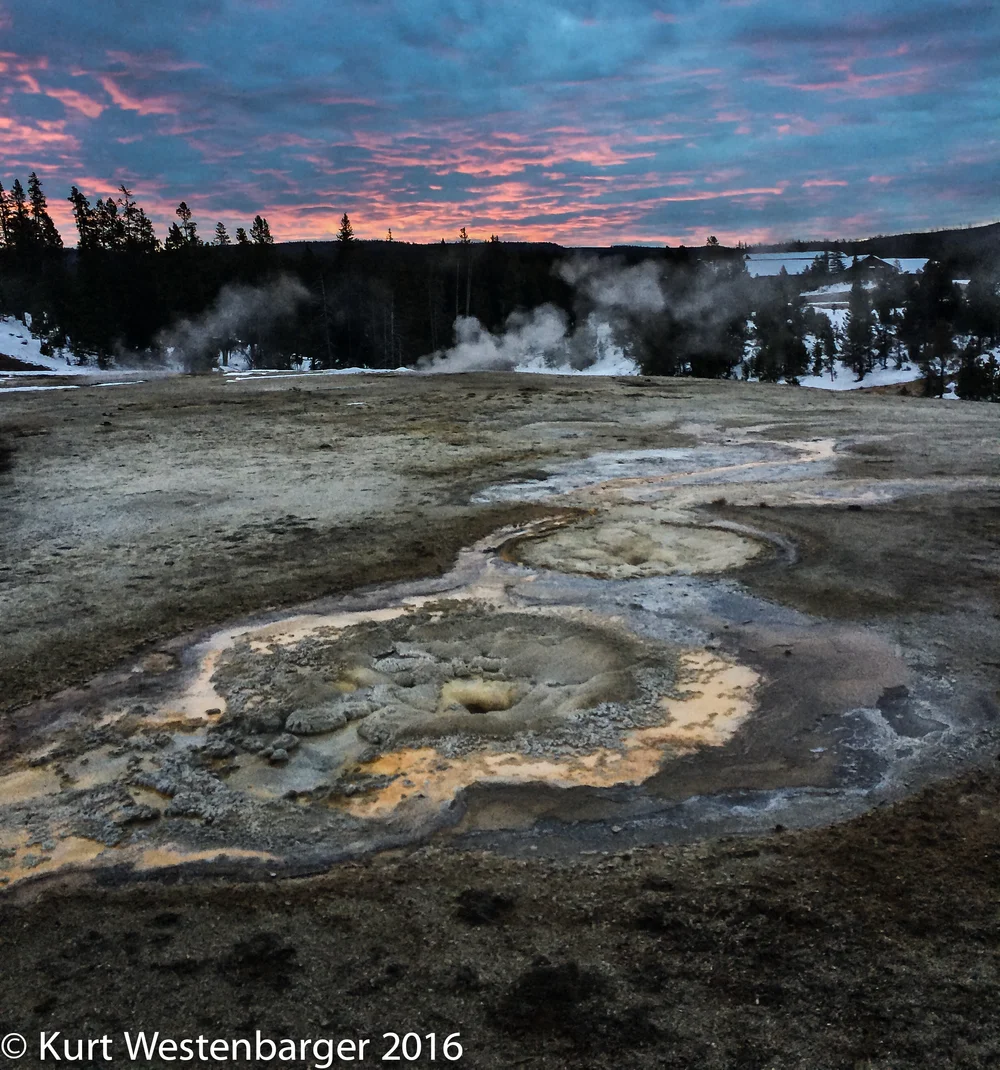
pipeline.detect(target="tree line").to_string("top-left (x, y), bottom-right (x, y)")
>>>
top-left (0, 173), bottom-right (997, 399)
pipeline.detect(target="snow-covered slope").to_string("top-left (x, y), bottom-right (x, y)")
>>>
top-left (0, 316), bottom-right (85, 375)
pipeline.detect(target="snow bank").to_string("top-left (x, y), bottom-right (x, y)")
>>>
top-left (0, 316), bottom-right (86, 375)
top-left (797, 361), bottom-right (922, 391)
top-left (817, 307), bottom-right (850, 331)
top-left (801, 283), bottom-right (855, 298)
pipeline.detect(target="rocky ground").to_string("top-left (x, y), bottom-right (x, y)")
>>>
top-left (1, 371), bottom-right (999, 1068)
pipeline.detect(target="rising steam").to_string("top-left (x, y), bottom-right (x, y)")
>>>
top-left (421, 253), bottom-right (749, 377)
top-left (157, 276), bottom-right (309, 372)
top-left (421, 256), bottom-right (668, 375)
top-left (556, 256), bottom-right (666, 315)
top-left (423, 305), bottom-right (569, 373)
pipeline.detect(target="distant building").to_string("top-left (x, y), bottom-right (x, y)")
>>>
top-left (852, 255), bottom-right (900, 281)
top-left (744, 251), bottom-right (929, 278)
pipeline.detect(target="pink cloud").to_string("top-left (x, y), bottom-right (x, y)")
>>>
top-left (104, 51), bottom-right (203, 74)
top-left (98, 76), bottom-right (178, 116)
top-left (654, 184), bottom-right (786, 204)
top-left (0, 116), bottom-right (79, 176)
top-left (46, 87), bottom-right (105, 118)
top-left (773, 114), bottom-right (826, 136)
top-left (17, 72), bottom-right (41, 93)
top-left (314, 94), bottom-right (380, 107)
top-left (703, 168), bottom-right (745, 185)
top-left (0, 51), bottom-right (49, 74)
top-left (760, 62), bottom-right (931, 100)
top-left (350, 122), bottom-right (667, 178)
top-left (803, 178), bottom-right (848, 188)
top-left (253, 131), bottom-right (317, 150)
top-left (234, 188), bottom-right (796, 248)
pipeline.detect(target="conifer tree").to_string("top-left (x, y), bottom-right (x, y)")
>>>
top-left (214, 221), bottom-right (231, 246)
top-left (749, 272), bottom-right (809, 381)
top-left (8, 179), bottom-right (30, 249)
top-left (68, 186), bottom-right (98, 251)
top-left (27, 172), bottom-right (62, 248)
top-left (870, 274), bottom-right (903, 368)
top-left (132, 207), bottom-right (159, 252)
top-left (844, 277), bottom-right (875, 379)
top-left (337, 213), bottom-right (354, 243)
top-left (804, 306), bottom-right (836, 377)
top-left (249, 214), bottom-right (273, 244)
top-left (805, 252), bottom-right (830, 283)
top-left (0, 182), bottom-right (11, 247)
top-left (118, 185), bottom-right (137, 246)
top-left (94, 198), bottom-right (125, 250)
top-left (235, 226), bottom-right (250, 245)
top-left (164, 222), bottom-right (187, 250)
top-left (964, 271), bottom-right (1000, 344)
top-left (915, 261), bottom-right (962, 396)
top-left (955, 343), bottom-right (999, 401)
top-left (175, 201), bottom-right (199, 245)
top-left (116, 185), bottom-right (156, 251)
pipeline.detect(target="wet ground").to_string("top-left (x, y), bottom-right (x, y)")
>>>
top-left (1, 372), bottom-right (999, 1066)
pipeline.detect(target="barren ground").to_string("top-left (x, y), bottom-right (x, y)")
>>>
top-left (1, 371), bottom-right (999, 1068)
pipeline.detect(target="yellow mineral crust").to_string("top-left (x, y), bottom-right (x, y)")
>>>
top-left (341, 650), bottom-right (759, 817)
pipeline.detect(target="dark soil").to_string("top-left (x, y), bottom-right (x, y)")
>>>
top-left (2, 770), bottom-right (999, 1068)
top-left (0, 353), bottom-right (51, 371)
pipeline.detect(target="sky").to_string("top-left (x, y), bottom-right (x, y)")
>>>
top-left (1, 0), bottom-right (998, 247)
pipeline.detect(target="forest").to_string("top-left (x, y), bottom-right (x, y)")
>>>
top-left (1, 173), bottom-right (998, 400)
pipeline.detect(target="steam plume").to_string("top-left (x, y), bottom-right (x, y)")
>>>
top-left (421, 256), bottom-right (663, 375)
top-left (157, 276), bottom-right (309, 371)
top-left (421, 253), bottom-right (750, 378)
top-left (556, 256), bottom-right (666, 314)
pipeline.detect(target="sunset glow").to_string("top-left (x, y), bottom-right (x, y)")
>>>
top-left (1, 0), bottom-right (997, 245)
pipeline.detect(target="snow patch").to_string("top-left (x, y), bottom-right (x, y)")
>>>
top-left (797, 362), bottom-right (922, 391)
top-left (223, 366), bottom-right (409, 383)
top-left (0, 316), bottom-right (86, 375)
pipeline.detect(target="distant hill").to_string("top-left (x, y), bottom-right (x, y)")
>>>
top-left (758, 221), bottom-right (1000, 271)
top-left (283, 222), bottom-right (997, 272)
